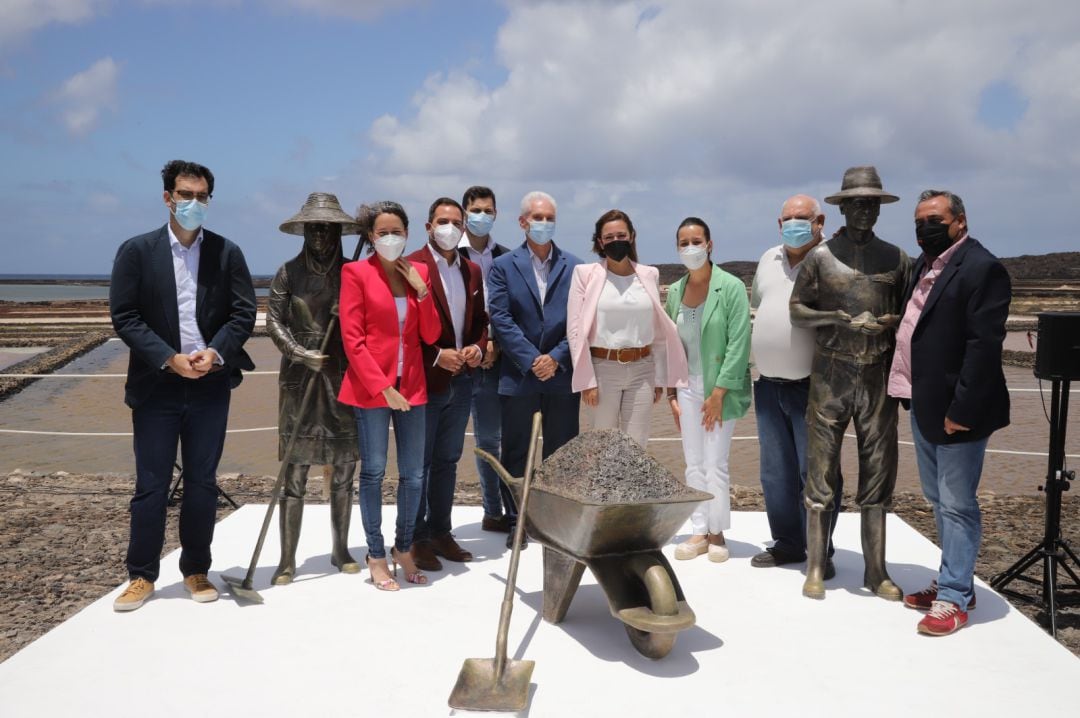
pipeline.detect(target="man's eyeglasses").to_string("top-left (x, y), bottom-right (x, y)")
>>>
top-left (172, 190), bottom-right (211, 203)
top-left (600, 232), bottom-right (630, 242)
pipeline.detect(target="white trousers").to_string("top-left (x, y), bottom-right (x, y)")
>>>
top-left (678, 376), bottom-right (736, 535)
top-left (590, 355), bottom-right (656, 447)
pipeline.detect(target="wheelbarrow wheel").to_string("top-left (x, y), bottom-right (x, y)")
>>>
top-left (624, 563), bottom-right (678, 659)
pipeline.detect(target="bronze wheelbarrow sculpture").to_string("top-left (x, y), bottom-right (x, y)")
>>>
top-left (477, 430), bottom-right (712, 660)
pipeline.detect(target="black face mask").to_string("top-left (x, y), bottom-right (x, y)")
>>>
top-left (915, 219), bottom-right (954, 258)
top-left (602, 240), bottom-right (632, 262)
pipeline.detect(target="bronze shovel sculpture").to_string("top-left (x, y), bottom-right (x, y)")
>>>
top-left (448, 412), bottom-right (541, 712)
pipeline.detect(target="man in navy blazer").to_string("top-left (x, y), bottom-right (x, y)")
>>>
top-left (109, 160), bottom-right (256, 611)
top-left (458, 186), bottom-right (514, 533)
top-left (888, 189), bottom-right (1010, 636)
top-left (487, 190), bottom-right (582, 546)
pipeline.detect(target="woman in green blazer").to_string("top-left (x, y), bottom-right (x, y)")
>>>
top-left (664, 217), bottom-right (751, 563)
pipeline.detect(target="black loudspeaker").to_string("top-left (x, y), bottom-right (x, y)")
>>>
top-left (1034, 312), bottom-right (1080, 380)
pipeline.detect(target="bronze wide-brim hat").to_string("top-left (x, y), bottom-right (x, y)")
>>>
top-left (279, 192), bottom-right (361, 235)
top-left (824, 166), bottom-right (899, 205)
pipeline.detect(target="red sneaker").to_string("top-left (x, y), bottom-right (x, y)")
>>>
top-left (903, 582), bottom-right (976, 611)
top-left (917, 600), bottom-right (968, 636)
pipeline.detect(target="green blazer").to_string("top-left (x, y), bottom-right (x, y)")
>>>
top-left (664, 265), bottom-right (751, 421)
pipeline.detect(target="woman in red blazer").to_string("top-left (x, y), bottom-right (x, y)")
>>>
top-left (339, 201), bottom-right (441, 591)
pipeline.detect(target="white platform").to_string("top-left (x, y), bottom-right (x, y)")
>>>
top-left (2, 507), bottom-right (1077, 717)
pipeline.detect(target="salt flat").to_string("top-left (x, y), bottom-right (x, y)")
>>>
top-left (1, 507), bottom-right (1076, 718)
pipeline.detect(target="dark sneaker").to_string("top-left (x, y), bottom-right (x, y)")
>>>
top-left (506, 530), bottom-right (528, 550)
top-left (824, 559), bottom-right (836, 581)
top-left (482, 514), bottom-right (511, 533)
top-left (917, 600), bottom-right (968, 636)
top-left (751, 547), bottom-right (806, 568)
top-left (904, 581), bottom-right (976, 611)
top-left (410, 540), bottom-right (443, 571)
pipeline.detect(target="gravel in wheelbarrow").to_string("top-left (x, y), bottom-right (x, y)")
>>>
top-left (534, 430), bottom-right (697, 504)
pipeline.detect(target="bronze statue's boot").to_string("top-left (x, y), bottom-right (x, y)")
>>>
top-left (272, 496), bottom-right (303, 585)
top-left (329, 466), bottom-right (360, 574)
top-left (802, 509), bottom-right (831, 600)
top-left (862, 506), bottom-right (902, 600)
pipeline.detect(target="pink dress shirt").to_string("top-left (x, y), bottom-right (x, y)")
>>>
top-left (887, 234), bottom-right (968, 399)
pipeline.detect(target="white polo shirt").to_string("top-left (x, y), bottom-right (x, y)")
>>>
top-left (750, 244), bottom-right (816, 380)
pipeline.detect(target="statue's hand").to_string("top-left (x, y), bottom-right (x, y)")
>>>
top-left (876, 313), bottom-right (900, 329)
top-left (833, 309), bottom-right (853, 326)
top-left (298, 349), bottom-right (328, 372)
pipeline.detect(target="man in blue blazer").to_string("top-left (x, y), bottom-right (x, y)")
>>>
top-left (109, 160), bottom-right (256, 611)
top-left (487, 190), bottom-right (582, 546)
top-left (888, 189), bottom-right (1010, 636)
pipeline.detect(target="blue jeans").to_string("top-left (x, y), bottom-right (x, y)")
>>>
top-left (754, 376), bottom-right (841, 556)
top-left (910, 407), bottom-right (987, 611)
top-left (415, 373), bottom-right (473, 542)
top-left (127, 372), bottom-right (231, 581)
top-left (470, 365), bottom-right (504, 518)
top-left (354, 404), bottom-right (426, 559)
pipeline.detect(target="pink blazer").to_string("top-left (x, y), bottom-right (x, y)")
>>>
top-left (566, 261), bottom-right (689, 393)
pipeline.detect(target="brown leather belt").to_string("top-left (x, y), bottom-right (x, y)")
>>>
top-left (589, 345), bottom-right (651, 363)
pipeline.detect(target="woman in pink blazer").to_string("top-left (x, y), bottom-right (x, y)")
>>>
top-left (339, 201), bottom-right (441, 591)
top-left (567, 209), bottom-right (688, 446)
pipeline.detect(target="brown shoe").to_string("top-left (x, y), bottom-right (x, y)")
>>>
top-left (410, 540), bottom-right (443, 571)
top-left (113, 577), bottom-right (154, 612)
top-left (482, 514), bottom-right (512, 533)
top-left (183, 574), bottom-right (219, 603)
top-left (431, 533), bottom-right (473, 562)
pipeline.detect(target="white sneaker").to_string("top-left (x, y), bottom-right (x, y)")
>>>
top-left (708, 543), bottom-right (730, 563)
top-left (674, 537), bottom-right (709, 560)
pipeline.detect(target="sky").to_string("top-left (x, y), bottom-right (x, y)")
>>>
top-left (0, 0), bottom-right (1077, 276)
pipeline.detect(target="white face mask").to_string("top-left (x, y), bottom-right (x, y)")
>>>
top-left (679, 244), bottom-right (709, 270)
top-left (673, 245), bottom-right (708, 269)
top-left (432, 224), bottom-right (463, 251)
top-left (374, 234), bottom-right (407, 261)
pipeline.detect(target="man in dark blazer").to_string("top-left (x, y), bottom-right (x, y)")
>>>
top-left (408, 197), bottom-right (489, 570)
top-left (487, 190), bottom-right (583, 547)
top-left (887, 189), bottom-right (1010, 636)
top-left (109, 160), bottom-right (256, 611)
top-left (458, 185), bottom-right (513, 533)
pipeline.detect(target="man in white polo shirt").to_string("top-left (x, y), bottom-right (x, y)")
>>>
top-left (750, 194), bottom-right (839, 576)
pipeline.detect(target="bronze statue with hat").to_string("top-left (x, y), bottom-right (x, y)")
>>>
top-left (789, 166), bottom-right (911, 601)
top-left (265, 192), bottom-right (364, 584)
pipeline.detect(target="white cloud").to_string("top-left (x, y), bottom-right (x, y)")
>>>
top-left (358, 0), bottom-right (1080, 261)
top-left (53, 57), bottom-right (119, 136)
top-left (0, 0), bottom-right (102, 47)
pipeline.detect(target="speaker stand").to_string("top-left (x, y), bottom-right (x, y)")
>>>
top-left (990, 379), bottom-right (1080, 637)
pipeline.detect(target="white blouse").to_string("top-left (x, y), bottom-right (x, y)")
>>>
top-left (593, 272), bottom-right (654, 349)
top-left (395, 297), bottom-right (407, 378)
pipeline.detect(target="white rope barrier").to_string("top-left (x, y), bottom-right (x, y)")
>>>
top-left (0, 427), bottom-right (1074, 459)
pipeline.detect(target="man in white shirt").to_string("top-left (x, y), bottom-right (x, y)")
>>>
top-left (458, 186), bottom-right (513, 532)
top-left (750, 195), bottom-right (840, 576)
top-left (407, 197), bottom-right (488, 570)
top-left (109, 160), bottom-right (256, 611)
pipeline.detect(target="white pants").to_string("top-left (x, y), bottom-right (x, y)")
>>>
top-left (590, 355), bottom-right (655, 447)
top-left (678, 375), bottom-right (736, 535)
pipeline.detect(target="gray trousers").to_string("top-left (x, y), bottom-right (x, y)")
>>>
top-left (804, 351), bottom-right (898, 510)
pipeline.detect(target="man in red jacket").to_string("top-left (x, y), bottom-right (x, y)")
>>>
top-left (407, 197), bottom-right (489, 571)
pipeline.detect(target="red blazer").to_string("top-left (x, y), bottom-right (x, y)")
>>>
top-left (407, 245), bottom-right (489, 394)
top-left (338, 254), bottom-right (441, 409)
